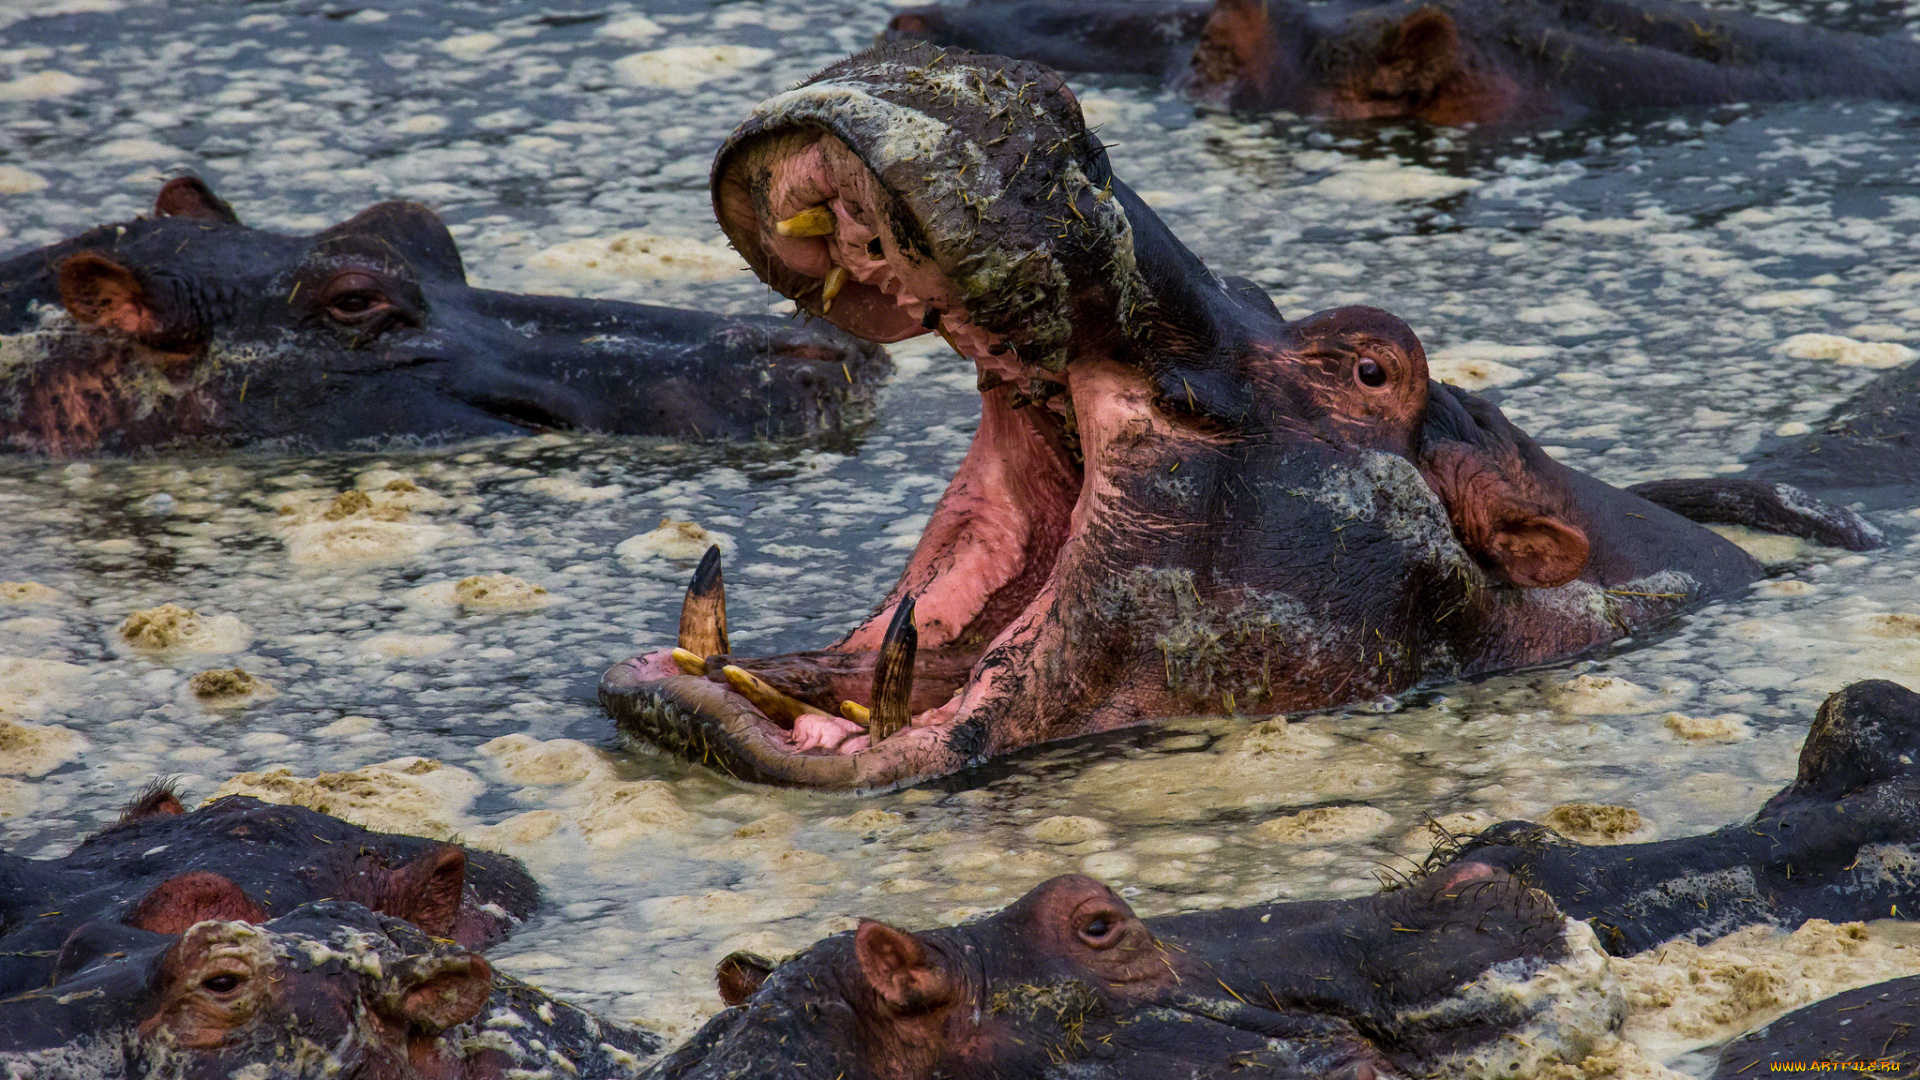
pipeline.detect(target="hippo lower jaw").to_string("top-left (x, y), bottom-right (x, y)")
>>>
top-left (601, 337), bottom-right (1102, 790)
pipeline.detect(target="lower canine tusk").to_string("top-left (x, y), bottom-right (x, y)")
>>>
top-left (775, 205), bottom-right (835, 238)
top-left (868, 596), bottom-right (917, 741)
top-left (721, 665), bottom-right (816, 724)
top-left (677, 545), bottom-right (729, 657)
top-left (821, 265), bottom-right (848, 314)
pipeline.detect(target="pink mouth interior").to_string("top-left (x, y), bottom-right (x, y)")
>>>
top-left (700, 133), bottom-right (1094, 756)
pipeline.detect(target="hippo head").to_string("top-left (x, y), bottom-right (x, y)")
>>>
top-left (599, 43), bottom-right (1755, 790)
top-left (1185, 0), bottom-right (1523, 124)
top-left (1, 903), bottom-right (494, 1073)
top-left (657, 870), bottom-right (1619, 1080)
top-left (0, 177), bottom-right (887, 453)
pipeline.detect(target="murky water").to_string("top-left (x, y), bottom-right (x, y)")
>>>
top-left (3, 0), bottom-right (1920, 1066)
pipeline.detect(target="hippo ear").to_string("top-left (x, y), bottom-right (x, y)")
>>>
top-left (716, 950), bottom-right (777, 1007)
top-left (128, 872), bottom-right (268, 935)
top-left (58, 252), bottom-right (171, 339)
top-left (1421, 441), bottom-right (1590, 589)
top-left (384, 844), bottom-right (467, 938)
top-left (1481, 515), bottom-right (1590, 589)
top-left (1371, 6), bottom-right (1466, 99)
top-left (854, 920), bottom-right (956, 1014)
top-left (1189, 0), bottom-right (1285, 109)
top-left (380, 953), bottom-right (493, 1035)
top-left (154, 176), bottom-right (240, 225)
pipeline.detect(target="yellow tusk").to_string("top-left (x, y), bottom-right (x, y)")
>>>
top-left (934, 324), bottom-right (963, 356)
top-left (840, 700), bottom-right (872, 727)
top-left (670, 648), bottom-right (708, 676)
top-left (721, 665), bottom-right (817, 723)
top-left (821, 265), bottom-right (848, 314)
top-left (775, 205), bottom-right (835, 238)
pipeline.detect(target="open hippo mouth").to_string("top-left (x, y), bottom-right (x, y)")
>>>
top-left (599, 43), bottom-right (1771, 790)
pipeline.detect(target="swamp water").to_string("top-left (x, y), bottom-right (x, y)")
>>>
top-left (2, 0), bottom-right (1920, 1071)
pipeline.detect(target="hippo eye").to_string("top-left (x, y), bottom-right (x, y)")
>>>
top-left (1077, 912), bottom-right (1121, 947)
top-left (321, 272), bottom-right (393, 325)
top-left (1356, 359), bottom-right (1389, 389)
top-left (867, 238), bottom-right (883, 259)
top-left (200, 973), bottom-right (245, 994)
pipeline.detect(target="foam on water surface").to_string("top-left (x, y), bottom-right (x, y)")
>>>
top-left (0, 0), bottom-right (1918, 1071)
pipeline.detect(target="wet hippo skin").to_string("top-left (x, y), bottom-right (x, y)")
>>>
top-left (0, 785), bottom-right (537, 999)
top-left (0, 901), bottom-right (659, 1078)
top-left (648, 680), bottom-right (1920, 1080)
top-left (883, 0), bottom-right (1920, 124)
top-left (599, 43), bottom-right (1877, 791)
top-left (1447, 679), bottom-right (1920, 955)
top-left (653, 869), bottom-right (1610, 1080)
top-left (0, 176), bottom-right (890, 454)
top-left (1711, 973), bottom-right (1920, 1077)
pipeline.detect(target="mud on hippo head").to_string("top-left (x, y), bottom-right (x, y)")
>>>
top-left (655, 869), bottom-right (1619, 1080)
top-left (599, 43), bottom-right (1758, 790)
top-left (0, 176), bottom-right (887, 453)
top-left (0, 902), bottom-right (493, 1070)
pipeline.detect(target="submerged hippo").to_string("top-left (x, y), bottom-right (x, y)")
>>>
top-left (599, 44), bottom-right (1877, 790)
top-left (650, 680), bottom-right (1920, 1079)
top-left (884, 0), bottom-right (1920, 124)
top-left (1713, 974), bottom-right (1919, 1076)
top-left (1449, 679), bottom-right (1920, 954)
top-left (657, 869), bottom-right (1608, 1080)
top-left (0, 901), bottom-right (658, 1078)
top-left (0, 786), bottom-right (537, 998)
top-left (0, 177), bottom-right (889, 454)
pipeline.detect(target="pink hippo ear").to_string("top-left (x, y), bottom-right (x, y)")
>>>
top-left (127, 872), bottom-right (268, 935)
top-left (1368, 6), bottom-right (1467, 100)
top-left (854, 920), bottom-right (956, 1014)
top-left (153, 176), bottom-right (240, 225)
top-left (58, 252), bottom-right (172, 340)
top-left (716, 951), bottom-right (777, 1007)
top-left (383, 844), bottom-right (468, 939)
top-left (1421, 442), bottom-right (1591, 589)
top-left (380, 952), bottom-right (493, 1035)
top-left (1190, 0), bottom-right (1285, 109)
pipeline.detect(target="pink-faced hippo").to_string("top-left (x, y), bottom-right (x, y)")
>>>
top-left (599, 44), bottom-right (1877, 790)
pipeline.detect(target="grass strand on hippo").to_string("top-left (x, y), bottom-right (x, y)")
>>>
top-left (0, 176), bottom-right (890, 454)
top-left (645, 678), bottom-right (1920, 1080)
top-left (598, 43), bottom-right (1878, 791)
top-left (882, 0), bottom-right (1920, 125)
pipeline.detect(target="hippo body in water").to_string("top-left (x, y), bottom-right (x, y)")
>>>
top-left (649, 681), bottom-right (1920, 1080)
top-left (599, 44), bottom-right (1876, 790)
top-left (0, 178), bottom-right (889, 454)
top-left (0, 901), bottom-right (658, 1078)
top-left (1712, 974), bottom-right (1920, 1077)
top-left (885, 0), bottom-right (1920, 124)
top-left (1449, 679), bottom-right (1920, 955)
top-left (0, 788), bottom-right (537, 998)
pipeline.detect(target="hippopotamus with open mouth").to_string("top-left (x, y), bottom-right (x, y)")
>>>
top-left (0, 901), bottom-right (658, 1078)
top-left (0, 177), bottom-right (889, 454)
top-left (0, 786), bottom-right (537, 998)
top-left (883, 0), bottom-right (1920, 125)
top-left (599, 43), bottom-right (1877, 790)
top-left (646, 680), bottom-right (1920, 1079)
